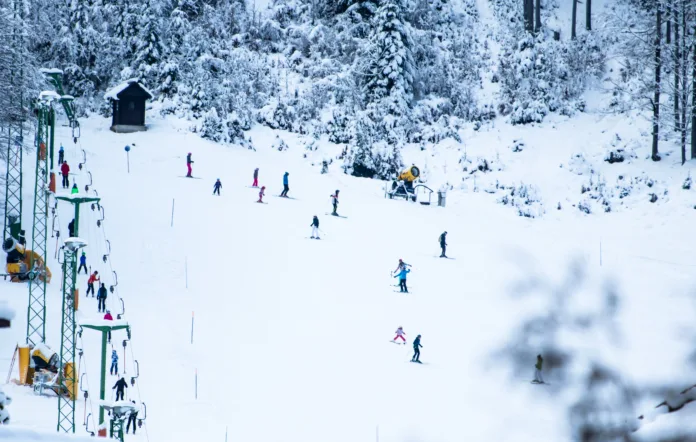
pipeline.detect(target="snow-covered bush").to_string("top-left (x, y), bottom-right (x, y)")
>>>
top-left (200, 108), bottom-right (224, 142)
top-left (683, 173), bottom-right (692, 190)
top-left (604, 135), bottom-right (638, 164)
top-left (511, 139), bottom-right (525, 153)
top-left (346, 111), bottom-right (403, 179)
top-left (0, 386), bottom-right (11, 424)
top-left (461, 154), bottom-right (505, 175)
top-left (497, 182), bottom-right (544, 218)
top-left (272, 135), bottom-right (289, 152)
top-left (565, 153), bottom-right (594, 176)
top-left (257, 99), bottom-right (295, 130)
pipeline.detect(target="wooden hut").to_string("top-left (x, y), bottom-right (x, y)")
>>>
top-left (104, 79), bottom-right (153, 133)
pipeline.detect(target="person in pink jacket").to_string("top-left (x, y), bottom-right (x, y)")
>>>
top-left (393, 326), bottom-right (406, 344)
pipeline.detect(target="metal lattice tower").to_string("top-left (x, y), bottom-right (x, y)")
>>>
top-left (26, 102), bottom-right (53, 346)
top-left (57, 245), bottom-right (78, 433)
top-left (2, 0), bottom-right (26, 243)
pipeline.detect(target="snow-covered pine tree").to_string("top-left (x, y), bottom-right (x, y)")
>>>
top-left (363, 0), bottom-right (415, 119)
top-left (347, 110), bottom-right (403, 179)
top-left (200, 107), bottom-right (225, 142)
top-left (133, 0), bottom-right (164, 88)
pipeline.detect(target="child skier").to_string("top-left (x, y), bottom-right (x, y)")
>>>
top-left (110, 349), bottom-right (119, 376)
top-left (394, 266), bottom-right (410, 293)
top-left (393, 326), bottom-right (406, 344)
top-left (87, 271), bottom-right (99, 297)
top-left (393, 259), bottom-right (411, 274)
top-left (532, 354), bottom-right (544, 384)
top-left (330, 190), bottom-right (340, 215)
top-left (310, 216), bottom-right (320, 239)
top-left (60, 161), bottom-right (70, 189)
top-left (97, 283), bottom-right (108, 313)
top-left (280, 172), bottom-right (290, 197)
top-left (78, 251), bottom-right (87, 275)
top-left (439, 231), bottom-right (448, 258)
top-left (71, 183), bottom-right (78, 195)
top-left (213, 179), bottom-right (222, 195)
top-left (252, 168), bottom-right (259, 187)
top-left (186, 152), bottom-right (194, 177)
top-left (257, 186), bottom-right (266, 203)
top-left (412, 335), bottom-right (423, 363)
top-left (113, 377), bottom-right (128, 401)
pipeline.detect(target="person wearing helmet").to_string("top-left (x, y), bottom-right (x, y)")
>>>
top-left (393, 326), bottom-right (406, 344)
top-left (110, 349), bottom-right (119, 376)
top-left (257, 186), bottom-right (266, 203)
top-left (280, 172), bottom-right (290, 197)
top-left (439, 231), bottom-right (448, 258)
top-left (393, 259), bottom-right (411, 274)
top-left (310, 215), bottom-right (320, 239)
top-left (411, 335), bottom-right (423, 363)
top-left (330, 190), bottom-right (340, 216)
top-left (394, 264), bottom-right (410, 293)
top-left (213, 178), bottom-right (222, 196)
top-left (186, 152), bottom-right (194, 177)
top-left (252, 168), bottom-right (259, 187)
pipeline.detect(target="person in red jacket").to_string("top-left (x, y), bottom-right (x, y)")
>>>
top-left (60, 161), bottom-right (70, 189)
top-left (104, 310), bottom-right (113, 342)
top-left (87, 271), bottom-right (99, 297)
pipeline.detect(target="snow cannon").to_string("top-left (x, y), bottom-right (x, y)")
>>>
top-left (31, 343), bottom-right (59, 372)
top-left (2, 237), bottom-right (51, 283)
top-left (388, 165), bottom-right (421, 202)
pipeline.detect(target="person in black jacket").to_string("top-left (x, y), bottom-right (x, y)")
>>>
top-left (439, 231), bottom-right (448, 258)
top-left (310, 216), bottom-right (320, 239)
top-left (412, 334), bottom-right (423, 363)
top-left (126, 401), bottom-right (139, 434)
top-left (213, 179), bottom-right (222, 195)
top-left (113, 377), bottom-right (128, 401)
top-left (97, 283), bottom-right (108, 313)
top-left (68, 219), bottom-right (75, 237)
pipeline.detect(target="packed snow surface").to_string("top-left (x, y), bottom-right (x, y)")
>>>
top-left (0, 111), bottom-right (694, 442)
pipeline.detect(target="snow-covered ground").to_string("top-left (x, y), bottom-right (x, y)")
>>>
top-left (0, 105), bottom-right (695, 441)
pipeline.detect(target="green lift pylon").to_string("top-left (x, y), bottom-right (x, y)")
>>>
top-left (56, 194), bottom-right (99, 433)
top-left (2, 0), bottom-right (27, 243)
top-left (26, 70), bottom-right (79, 348)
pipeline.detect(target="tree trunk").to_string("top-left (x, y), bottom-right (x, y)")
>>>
top-left (524, 0), bottom-right (534, 33)
top-left (692, 24), bottom-right (696, 160)
top-left (571, 0), bottom-right (578, 39)
top-left (675, 6), bottom-right (680, 132)
top-left (535, 0), bottom-right (541, 33)
top-left (653, 3), bottom-right (662, 162)
top-left (680, 2), bottom-right (687, 165)
top-left (586, 0), bottom-right (591, 31)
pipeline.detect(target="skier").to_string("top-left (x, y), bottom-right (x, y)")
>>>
top-left (252, 168), bottom-right (259, 187)
top-left (310, 216), bottom-right (320, 239)
top-left (393, 326), bottom-right (406, 344)
top-left (104, 310), bottom-right (113, 342)
top-left (113, 377), bottom-right (128, 401)
top-left (280, 172), bottom-right (290, 197)
top-left (213, 179), bottom-right (222, 196)
top-left (60, 161), bottom-right (70, 189)
top-left (393, 259), bottom-right (411, 274)
top-left (330, 190), bottom-right (339, 215)
top-left (411, 334), bottom-right (423, 363)
top-left (97, 283), bottom-right (108, 313)
top-left (126, 401), bottom-right (139, 434)
top-left (532, 354), bottom-right (544, 384)
top-left (87, 271), bottom-right (99, 297)
top-left (186, 152), bottom-right (194, 177)
top-left (68, 219), bottom-right (75, 237)
top-left (78, 251), bottom-right (87, 275)
top-left (394, 265), bottom-right (410, 293)
top-left (257, 186), bottom-right (266, 203)
top-left (439, 231), bottom-right (448, 258)
top-left (71, 183), bottom-right (78, 195)
top-left (58, 145), bottom-right (65, 165)
top-left (110, 349), bottom-right (118, 376)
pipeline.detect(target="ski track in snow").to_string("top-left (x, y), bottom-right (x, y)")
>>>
top-left (0, 113), bottom-right (695, 441)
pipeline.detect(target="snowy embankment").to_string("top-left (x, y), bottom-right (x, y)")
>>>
top-left (0, 107), bottom-right (694, 441)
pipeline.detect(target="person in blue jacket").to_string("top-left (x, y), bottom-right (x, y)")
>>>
top-left (78, 251), bottom-right (87, 275)
top-left (213, 179), bottom-right (222, 195)
top-left (110, 349), bottom-right (119, 376)
top-left (280, 172), bottom-right (290, 197)
top-left (58, 145), bottom-right (65, 165)
top-left (394, 266), bottom-right (410, 293)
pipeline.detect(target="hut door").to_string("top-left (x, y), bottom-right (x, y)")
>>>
top-left (121, 99), bottom-right (141, 125)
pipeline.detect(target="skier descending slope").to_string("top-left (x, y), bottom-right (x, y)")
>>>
top-left (310, 216), bottom-right (320, 239)
top-left (411, 335), bottom-right (423, 363)
top-left (213, 179), bottom-right (222, 196)
top-left (280, 172), bottom-right (290, 197)
top-left (330, 190), bottom-right (340, 215)
top-left (392, 326), bottom-right (406, 344)
top-left (532, 354), bottom-right (545, 384)
top-left (252, 168), bottom-right (259, 187)
top-left (393, 259), bottom-right (411, 274)
top-left (439, 231), bottom-right (448, 258)
top-left (257, 186), bottom-right (266, 203)
top-left (394, 266), bottom-right (410, 293)
top-left (186, 152), bottom-right (194, 177)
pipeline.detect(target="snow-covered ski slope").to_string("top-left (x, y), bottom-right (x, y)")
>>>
top-left (1, 112), bottom-right (696, 442)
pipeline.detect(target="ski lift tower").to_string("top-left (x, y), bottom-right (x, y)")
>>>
top-left (55, 195), bottom-right (99, 434)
